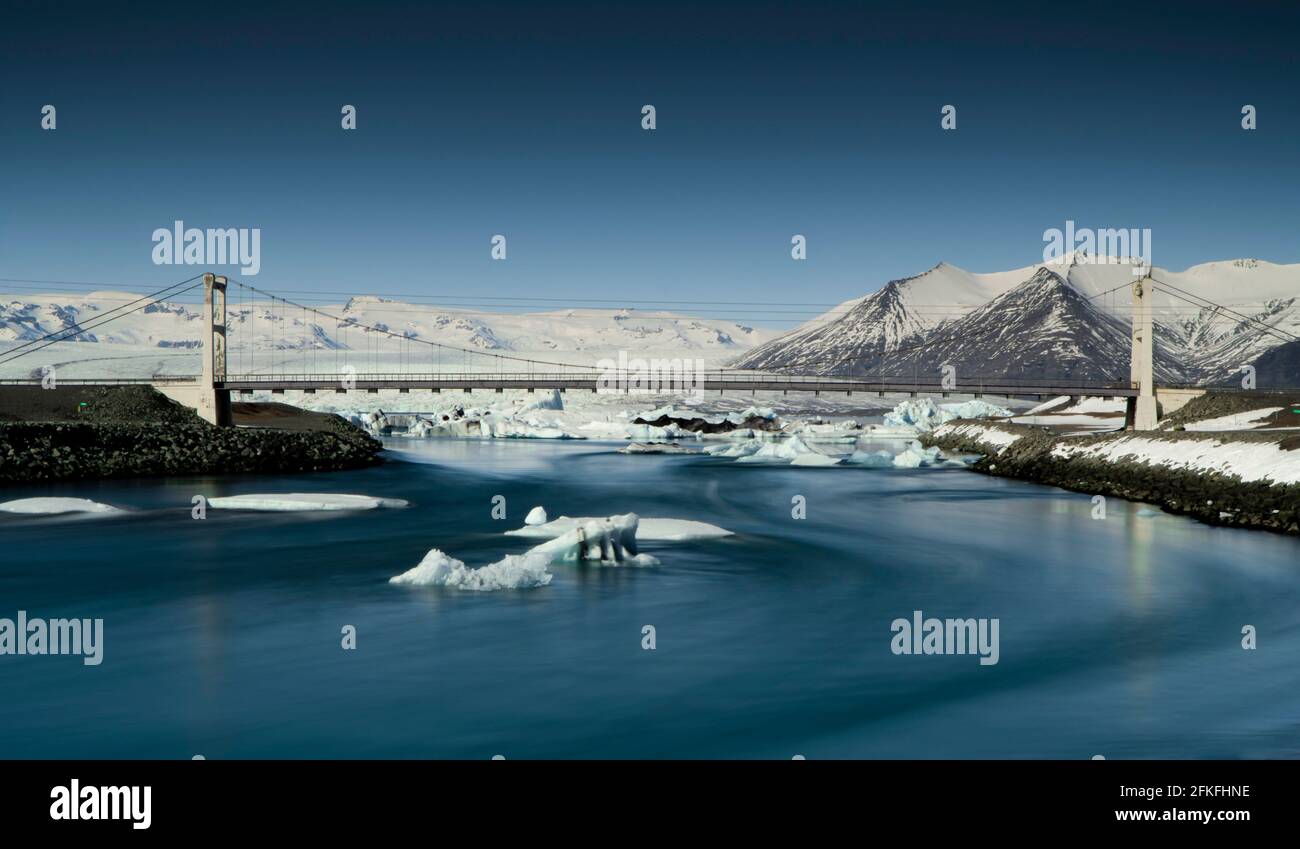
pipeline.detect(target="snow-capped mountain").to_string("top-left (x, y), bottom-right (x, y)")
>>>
top-left (734, 255), bottom-right (1300, 385)
top-left (0, 291), bottom-right (773, 362)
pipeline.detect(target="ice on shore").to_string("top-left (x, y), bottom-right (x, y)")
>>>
top-left (507, 512), bottom-right (733, 542)
top-left (208, 493), bottom-right (410, 511)
top-left (0, 497), bottom-right (122, 515)
top-left (524, 505), bottom-right (548, 525)
top-left (389, 549), bottom-right (553, 590)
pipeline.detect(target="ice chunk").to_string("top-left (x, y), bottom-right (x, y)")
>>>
top-left (845, 449), bottom-right (895, 468)
top-left (734, 436), bottom-right (821, 464)
top-left (881, 398), bottom-right (1011, 433)
top-left (0, 497), bottom-right (121, 515)
top-left (389, 549), bottom-right (552, 590)
top-left (703, 441), bottom-right (762, 458)
top-left (790, 452), bottom-right (841, 466)
top-left (507, 515), bottom-right (732, 542)
top-left (527, 513), bottom-right (658, 565)
top-left (892, 440), bottom-right (944, 468)
top-left (524, 505), bottom-right (548, 526)
top-left (618, 442), bottom-right (702, 454)
top-left (208, 493), bottom-right (410, 511)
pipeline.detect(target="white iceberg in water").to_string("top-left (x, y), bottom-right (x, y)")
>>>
top-left (891, 440), bottom-right (949, 468)
top-left (390, 549), bottom-right (553, 590)
top-left (526, 513), bottom-right (659, 566)
top-left (703, 441), bottom-right (763, 458)
top-left (845, 449), bottom-right (895, 468)
top-left (618, 442), bottom-right (702, 454)
top-left (0, 497), bottom-right (122, 515)
top-left (790, 452), bottom-right (841, 466)
top-left (733, 436), bottom-right (828, 464)
top-left (208, 493), bottom-right (410, 511)
top-left (507, 512), bottom-right (732, 542)
top-left (524, 505), bottom-right (548, 526)
top-left (882, 398), bottom-right (1012, 433)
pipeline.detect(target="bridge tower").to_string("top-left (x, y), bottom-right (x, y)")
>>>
top-left (1129, 274), bottom-right (1158, 431)
top-left (197, 272), bottom-right (233, 426)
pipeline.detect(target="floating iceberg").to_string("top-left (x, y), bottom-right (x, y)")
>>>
top-left (790, 452), bottom-right (841, 466)
top-left (507, 512), bottom-right (732, 542)
top-left (208, 493), bottom-right (410, 511)
top-left (733, 436), bottom-right (826, 464)
top-left (525, 513), bottom-right (658, 565)
top-left (881, 398), bottom-right (1012, 433)
top-left (845, 449), bottom-right (895, 468)
top-left (0, 497), bottom-right (122, 515)
top-left (389, 549), bottom-right (553, 590)
top-left (703, 441), bottom-right (763, 458)
top-left (890, 440), bottom-right (950, 468)
top-left (618, 442), bottom-right (702, 454)
top-left (524, 505), bottom-right (548, 526)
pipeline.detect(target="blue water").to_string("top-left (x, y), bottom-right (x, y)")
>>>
top-left (1, 437), bottom-right (1298, 759)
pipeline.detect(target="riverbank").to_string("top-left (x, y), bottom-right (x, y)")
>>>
top-left (0, 387), bottom-right (381, 483)
top-left (922, 420), bottom-right (1300, 535)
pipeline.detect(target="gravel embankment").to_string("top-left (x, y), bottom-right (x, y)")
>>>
top-left (0, 387), bottom-right (382, 483)
top-left (923, 420), bottom-right (1300, 535)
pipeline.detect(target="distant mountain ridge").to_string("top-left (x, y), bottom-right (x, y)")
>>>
top-left (733, 255), bottom-right (1300, 386)
top-left (0, 291), bottom-right (773, 359)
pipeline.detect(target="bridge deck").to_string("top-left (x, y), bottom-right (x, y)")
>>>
top-left (1, 373), bottom-right (1143, 397)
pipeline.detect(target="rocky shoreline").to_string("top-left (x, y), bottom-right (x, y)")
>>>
top-left (0, 387), bottom-right (382, 483)
top-left (922, 421), bottom-right (1300, 535)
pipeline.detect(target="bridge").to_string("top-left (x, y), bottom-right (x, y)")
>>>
top-left (3, 270), bottom-right (1274, 431)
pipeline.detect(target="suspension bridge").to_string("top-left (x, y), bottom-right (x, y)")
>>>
top-left (1, 270), bottom-right (1287, 430)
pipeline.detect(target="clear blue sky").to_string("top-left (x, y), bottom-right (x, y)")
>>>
top-left (2, 0), bottom-right (1297, 326)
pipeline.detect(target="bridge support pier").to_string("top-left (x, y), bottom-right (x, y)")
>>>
top-left (194, 273), bottom-right (233, 426)
top-left (1130, 276), bottom-right (1159, 431)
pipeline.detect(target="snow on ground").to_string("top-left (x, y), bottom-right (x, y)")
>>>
top-left (208, 493), bottom-right (410, 511)
top-left (931, 422), bottom-right (1023, 454)
top-left (1184, 408), bottom-right (1284, 432)
top-left (0, 497), bottom-right (121, 515)
top-left (1052, 436), bottom-right (1300, 486)
top-left (1013, 395), bottom-right (1126, 430)
top-left (389, 549), bottom-right (553, 590)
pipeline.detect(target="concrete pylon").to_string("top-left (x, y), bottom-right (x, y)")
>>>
top-left (197, 273), bottom-right (233, 426)
top-left (1130, 275), bottom-right (1158, 431)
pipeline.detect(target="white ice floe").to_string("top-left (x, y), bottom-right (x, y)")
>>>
top-left (208, 493), bottom-right (410, 511)
top-left (524, 513), bottom-right (658, 566)
top-left (733, 435), bottom-right (825, 464)
top-left (703, 441), bottom-right (763, 458)
top-left (389, 549), bottom-right (553, 590)
top-left (845, 449), bottom-right (895, 468)
top-left (0, 497), bottom-right (122, 515)
top-left (790, 452), bottom-right (841, 466)
top-left (618, 442), bottom-right (702, 454)
top-left (524, 505), bottom-right (548, 526)
top-left (882, 398), bottom-right (1012, 433)
top-left (507, 512), bottom-right (732, 542)
top-left (1052, 436), bottom-right (1300, 486)
top-left (891, 440), bottom-right (946, 468)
